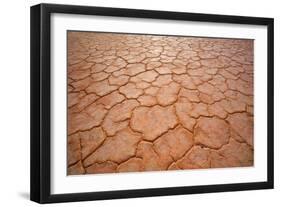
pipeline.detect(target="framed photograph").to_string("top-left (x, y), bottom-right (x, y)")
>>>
top-left (30, 3), bottom-right (274, 203)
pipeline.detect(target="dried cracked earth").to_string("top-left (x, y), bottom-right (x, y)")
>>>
top-left (67, 32), bottom-right (254, 175)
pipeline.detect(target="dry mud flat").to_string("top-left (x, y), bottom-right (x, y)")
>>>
top-left (67, 32), bottom-right (254, 175)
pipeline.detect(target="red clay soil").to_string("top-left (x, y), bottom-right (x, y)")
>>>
top-left (67, 32), bottom-right (254, 175)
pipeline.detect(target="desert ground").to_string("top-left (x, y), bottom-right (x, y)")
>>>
top-left (67, 32), bottom-right (254, 175)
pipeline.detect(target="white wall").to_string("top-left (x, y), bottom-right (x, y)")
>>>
top-left (0, 0), bottom-right (279, 206)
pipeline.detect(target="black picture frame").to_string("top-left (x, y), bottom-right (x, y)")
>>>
top-left (30, 3), bottom-right (274, 204)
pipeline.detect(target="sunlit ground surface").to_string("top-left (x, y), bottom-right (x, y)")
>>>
top-left (67, 32), bottom-right (254, 175)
